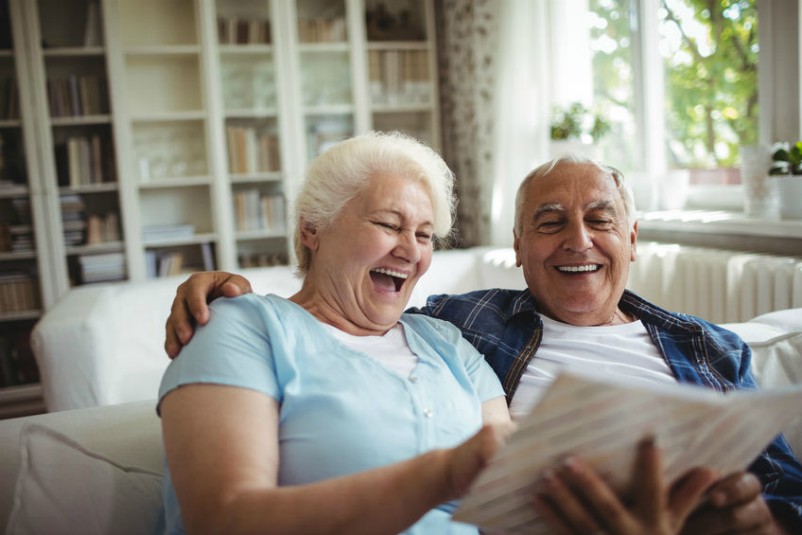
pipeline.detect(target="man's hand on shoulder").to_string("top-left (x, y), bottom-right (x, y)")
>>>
top-left (164, 271), bottom-right (253, 358)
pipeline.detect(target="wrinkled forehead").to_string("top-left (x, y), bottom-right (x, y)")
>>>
top-left (525, 165), bottom-right (624, 209)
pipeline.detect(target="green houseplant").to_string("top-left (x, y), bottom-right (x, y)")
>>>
top-left (550, 102), bottom-right (611, 144)
top-left (769, 141), bottom-right (802, 176)
top-left (769, 141), bottom-right (802, 219)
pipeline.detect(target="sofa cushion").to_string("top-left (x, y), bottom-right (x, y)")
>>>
top-left (5, 424), bottom-right (162, 535)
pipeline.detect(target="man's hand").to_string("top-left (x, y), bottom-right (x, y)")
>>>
top-left (681, 472), bottom-right (787, 535)
top-left (164, 272), bottom-right (252, 358)
top-left (533, 437), bottom-right (718, 535)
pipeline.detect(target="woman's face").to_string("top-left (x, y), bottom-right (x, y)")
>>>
top-left (303, 172), bottom-right (436, 334)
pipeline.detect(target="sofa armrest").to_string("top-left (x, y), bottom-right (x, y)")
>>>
top-left (0, 400), bottom-right (162, 529)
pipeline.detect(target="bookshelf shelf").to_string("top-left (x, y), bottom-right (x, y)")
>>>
top-left (0, 186), bottom-right (29, 198)
top-left (0, 251), bottom-right (36, 261)
top-left (138, 177), bottom-right (211, 189)
top-left (0, 310), bottom-right (41, 322)
top-left (143, 232), bottom-right (217, 248)
top-left (43, 47), bottom-right (105, 57)
top-left (0, 119), bottom-right (21, 127)
top-left (65, 241), bottom-right (124, 255)
top-left (51, 115), bottom-right (112, 126)
top-left (123, 45), bottom-right (202, 57)
top-left (219, 45), bottom-right (274, 54)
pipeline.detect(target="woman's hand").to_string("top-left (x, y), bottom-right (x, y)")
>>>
top-left (164, 271), bottom-right (252, 358)
top-left (533, 437), bottom-right (718, 535)
top-left (445, 422), bottom-right (517, 499)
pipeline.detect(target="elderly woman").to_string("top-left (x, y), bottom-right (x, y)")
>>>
top-left (156, 131), bottom-right (512, 534)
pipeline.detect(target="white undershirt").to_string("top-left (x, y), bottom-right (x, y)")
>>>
top-left (508, 315), bottom-right (676, 420)
top-left (322, 323), bottom-right (419, 378)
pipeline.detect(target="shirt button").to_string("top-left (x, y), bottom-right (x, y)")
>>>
top-left (409, 375), bottom-right (418, 383)
top-left (423, 408), bottom-right (434, 418)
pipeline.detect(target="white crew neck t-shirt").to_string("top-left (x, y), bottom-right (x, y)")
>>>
top-left (509, 314), bottom-right (676, 420)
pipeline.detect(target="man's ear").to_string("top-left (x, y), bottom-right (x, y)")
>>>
top-left (629, 220), bottom-right (638, 262)
top-left (300, 219), bottom-right (319, 251)
top-left (513, 231), bottom-right (523, 268)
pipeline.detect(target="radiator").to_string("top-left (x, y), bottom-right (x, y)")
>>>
top-left (627, 242), bottom-right (802, 324)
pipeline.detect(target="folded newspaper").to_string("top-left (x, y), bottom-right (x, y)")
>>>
top-left (453, 369), bottom-right (802, 534)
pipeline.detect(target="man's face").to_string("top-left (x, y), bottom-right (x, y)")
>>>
top-left (513, 163), bottom-right (637, 325)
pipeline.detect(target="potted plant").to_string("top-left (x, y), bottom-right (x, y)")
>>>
top-left (769, 141), bottom-right (802, 219)
top-left (549, 102), bottom-right (611, 158)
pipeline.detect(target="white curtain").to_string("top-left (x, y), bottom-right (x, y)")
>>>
top-left (488, 0), bottom-right (551, 246)
top-left (437, 0), bottom-right (552, 246)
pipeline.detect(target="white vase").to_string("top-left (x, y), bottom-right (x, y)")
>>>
top-left (774, 176), bottom-right (802, 219)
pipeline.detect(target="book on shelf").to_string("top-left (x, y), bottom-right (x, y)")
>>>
top-left (226, 126), bottom-right (280, 175)
top-left (297, 16), bottom-right (346, 43)
top-left (233, 190), bottom-right (285, 232)
top-left (1, 76), bottom-right (19, 120)
top-left (55, 134), bottom-right (114, 187)
top-left (85, 212), bottom-right (119, 245)
top-left (47, 74), bottom-right (108, 118)
top-left (453, 369), bottom-right (802, 534)
top-left (147, 251), bottom-right (185, 278)
top-left (0, 272), bottom-right (38, 313)
top-left (217, 17), bottom-right (271, 44)
top-left (83, 0), bottom-right (102, 47)
top-left (142, 224), bottom-right (196, 243)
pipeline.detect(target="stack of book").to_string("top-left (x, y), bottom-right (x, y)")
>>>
top-left (1, 198), bottom-right (34, 253)
top-left (142, 224), bottom-right (195, 244)
top-left (78, 252), bottom-right (126, 283)
top-left (60, 194), bottom-right (86, 246)
top-left (297, 16), bottom-right (346, 42)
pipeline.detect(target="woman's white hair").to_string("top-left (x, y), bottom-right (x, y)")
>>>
top-left (513, 154), bottom-right (636, 236)
top-left (293, 131), bottom-right (456, 274)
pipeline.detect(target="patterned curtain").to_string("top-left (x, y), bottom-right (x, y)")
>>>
top-left (434, 0), bottom-right (501, 247)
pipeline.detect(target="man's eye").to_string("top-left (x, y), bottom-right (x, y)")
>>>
top-left (537, 221), bottom-right (563, 231)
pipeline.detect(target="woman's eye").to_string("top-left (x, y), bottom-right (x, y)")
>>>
top-left (416, 232), bottom-right (432, 241)
top-left (377, 222), bottom-right (398, 231)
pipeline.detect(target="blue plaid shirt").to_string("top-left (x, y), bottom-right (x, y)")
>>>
top-left (411, 288), bottom-right (802, 529)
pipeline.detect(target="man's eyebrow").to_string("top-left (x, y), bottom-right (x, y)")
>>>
top-left (532, 203), bottom-right (564, 219)
top-left (586, 199), bottom-right (618, 214)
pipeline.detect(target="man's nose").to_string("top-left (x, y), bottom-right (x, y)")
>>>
top-left (562, 222), bottom-right (593, 252)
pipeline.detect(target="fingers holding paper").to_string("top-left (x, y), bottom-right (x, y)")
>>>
top-left (532, 437), bottom-right (718, 535)
top-left (680, 472), bottom-right (782, 535)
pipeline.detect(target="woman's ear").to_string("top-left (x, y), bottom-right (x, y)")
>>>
top-left (300, 219), bottom-right (319, 251)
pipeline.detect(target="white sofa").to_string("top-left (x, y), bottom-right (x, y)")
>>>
top-left (1, 246), bottom-right (801, 533)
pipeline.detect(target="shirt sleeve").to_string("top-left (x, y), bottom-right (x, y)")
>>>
top-left (157, 294), bottom-right (281, 413)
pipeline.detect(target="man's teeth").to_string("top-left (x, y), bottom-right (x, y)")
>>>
top-left (372, 267), bottom-right (409, 279)
top-left (557, 265), bottom-right (599, 273)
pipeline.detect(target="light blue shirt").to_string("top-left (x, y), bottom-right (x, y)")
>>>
top-left (157, 293), bottom-right (504, 534)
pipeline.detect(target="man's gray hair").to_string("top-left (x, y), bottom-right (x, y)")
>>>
top-left (513, 154), bottom-right (636, 236)
top-left (293, 131), bottom-right (456, 274)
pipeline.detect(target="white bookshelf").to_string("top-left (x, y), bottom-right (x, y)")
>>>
top-left (0, 0), bottom-right (440, 417)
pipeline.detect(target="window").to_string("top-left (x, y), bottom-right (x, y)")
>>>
top-left (554, 0), bottom-right (799, 210)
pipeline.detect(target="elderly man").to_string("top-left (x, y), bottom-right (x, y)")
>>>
top-left (165, 156), bottom-right (802, 534)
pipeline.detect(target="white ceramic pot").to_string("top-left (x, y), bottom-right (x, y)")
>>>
top-left (774, 176), bottom-right (802, 219)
